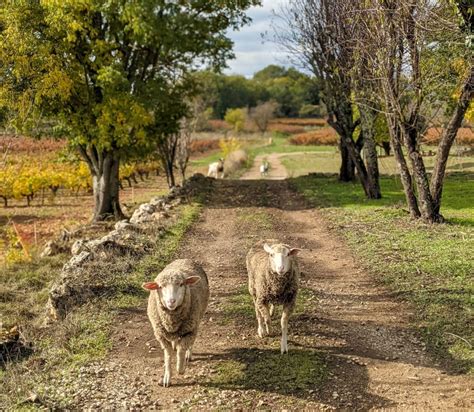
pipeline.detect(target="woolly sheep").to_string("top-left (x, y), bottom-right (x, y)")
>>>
top-left (207, 158), bottom-right (225, 179)
top-left (142, 259), bottom-right (209, 387)
top-left (260, 161), bottom-right (269, 177)
top-left (246, 239), bottom-right (301, 354)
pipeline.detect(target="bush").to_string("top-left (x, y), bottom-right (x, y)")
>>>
top-left (224, 149), bottom-right (248, 175)
top-left (224, 108), bottom-right (246, 133)
top-left (289, 128), bottom-right (338, 145)
top-left (208, 119), bottom-right (231, 131)
top-left (219, 137), bottom-right (241, 158)
top-left (189, 139), bottom-right (220, 153)
top-left (423, 127), bottom-right (474, 146)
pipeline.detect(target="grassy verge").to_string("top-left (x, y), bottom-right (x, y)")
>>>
top-left (0, 202), bottom-right (202, 409)
top-left (291, 173), bottom-right (474, 373)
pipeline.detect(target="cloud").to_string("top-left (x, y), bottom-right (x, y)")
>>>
top-left (224, 0), bottom-right (290, 77)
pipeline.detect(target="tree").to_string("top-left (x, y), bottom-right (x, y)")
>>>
top-left (278, 0), bottom-right (382, 198)
top-left (224, 108), bottom-right (246, 133)
top-left (249, 101), bottom-right (279, 133)
top-left (358, 0), bottom-right (473, 221)
top-left (0, 0), bottom-right (259, 220)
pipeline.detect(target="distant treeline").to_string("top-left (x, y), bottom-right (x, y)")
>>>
top-left (196, 65), bottom-right (322, 119)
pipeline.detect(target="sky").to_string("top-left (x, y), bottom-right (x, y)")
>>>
top-left (224, 0), bottom-right (290, 78)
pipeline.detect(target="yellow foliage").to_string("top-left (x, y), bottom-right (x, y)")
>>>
top-left (219, 136), bottom-right (241, 159)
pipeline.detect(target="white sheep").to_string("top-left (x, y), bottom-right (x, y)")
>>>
top-left (207, 158), bottom-right (225, 179)
top-left (246, 239), bottom-right (301, 354)
top-left (260, 161), bottom-right (269, 177)
top-left (142, 259), bottom-right (209, 387)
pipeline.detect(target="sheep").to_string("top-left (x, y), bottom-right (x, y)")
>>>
top-left (246, 239), bottom-right (301, 354)
top-left (142, 259), bottom-right (209, 387)
top-left (260, 161), bottom-right (269, 177)
top-left (207, 158), bottom-right (225, 179)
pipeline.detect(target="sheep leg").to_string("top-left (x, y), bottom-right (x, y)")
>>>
top-left (252, 298), bottom-right (266, 338)
top-left (281, 302), bottom-right (294, 354)
top-left (186, 348), bottom-right (193, 362)
top-left (159, 339), bottom-right (173, 387)
top-left (176, 335), bottom-right (196, 374)
top-left (257, 301), bottom-right (272, 336)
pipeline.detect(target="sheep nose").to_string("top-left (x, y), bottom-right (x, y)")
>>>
top-left (278, 265), bottom-right (284, 272)
top-left (168, 298), bottom-right (176, 305)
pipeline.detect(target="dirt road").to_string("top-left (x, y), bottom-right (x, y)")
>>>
top-left (240, 153), bottom-right (288, 180)
top-left (72, 179), bottom-right (472, 410)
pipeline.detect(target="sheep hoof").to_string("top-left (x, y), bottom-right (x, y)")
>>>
top-left (281, 341), bottom-right (288, 354)
top-left (161, 372), bottom-right (171, 387)
top-left (257, 327), bottom-right (266, 338)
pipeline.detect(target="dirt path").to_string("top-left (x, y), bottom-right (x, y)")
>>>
top-left (241, 153), bottom-right (288, 180)
top-left (73, 180), bottom-right (472, 410)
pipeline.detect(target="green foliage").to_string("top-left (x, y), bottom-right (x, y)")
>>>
top-left (224, 108), bottom-right (246, 133)
top-left (0, 0), bottom-right (260, 215)
top-left (200, 65), bottom-right (321, 119)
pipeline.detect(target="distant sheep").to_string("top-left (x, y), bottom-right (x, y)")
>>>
top-left (207, 158), bottom-right (225, 179)
top-left (260, 161), bottom-right (269, 177)
top-left (143, 259), bottom-right (209, 387)
top-left (246, 239), bottom-right (301, 354)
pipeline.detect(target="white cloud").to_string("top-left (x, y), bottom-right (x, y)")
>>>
top-left (224, 0), bottom-right (290, 77)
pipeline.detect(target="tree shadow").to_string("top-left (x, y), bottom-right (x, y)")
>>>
top-left (203, 346), bottom-right (393, 409)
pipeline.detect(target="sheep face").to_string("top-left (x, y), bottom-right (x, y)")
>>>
top-left (143, 275), bottom-right (201, 311)
top-left (263, 243), bottom-right (300, 275)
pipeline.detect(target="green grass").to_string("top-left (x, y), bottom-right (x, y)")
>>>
top-left (0, 201), bottom-right (202, 409)
top-left (291, 173), bottom-right (474, 373)
top-left (281, 152), bottom-right (474, 177)
top-left (209, 349), bottom-right (326, 394)
top-left (237, 210), bottom-right (273, 231)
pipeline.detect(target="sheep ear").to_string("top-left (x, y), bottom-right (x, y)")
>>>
top-left (263, 243), bottom-right (273, 254)
top-left (142, 282), bottom-right (160, 290)
top-left (185, 276), bottom-right (201, 285)
top-left (289, 248), bottom-right (301, 256)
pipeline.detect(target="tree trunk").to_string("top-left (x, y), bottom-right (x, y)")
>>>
top-left (162, 157), bottom-right (176, 188)
top-left (339, 140), bottom-right (355, 181)
top-left (91, 151), bottom-right (125, 221)
top-left (388, 122), bottom-right (421, 219)
top-left (381, 141), bottom-right (391, 156)
top-left (431, 65), bottom-right (474, 215)
top-left (78, 146), bottom-right (125, 222)
top-left (403, 126), bottom-right (439, 222)
top-left (360, 107), bottom-right (382, 199)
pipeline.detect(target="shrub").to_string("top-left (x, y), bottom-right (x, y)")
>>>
top-left (219, 137), bottom-right (241, 158)
top-left (289, 128), bottom-right (338, 145)
top-left (423, 127), bottom-right (474, 146)
top-left (189, 139), bottom-right (220, 153)
top-left (208, 119), bottom-right (231, 131)
top-left (224, 108), bottom-right (246, 133)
